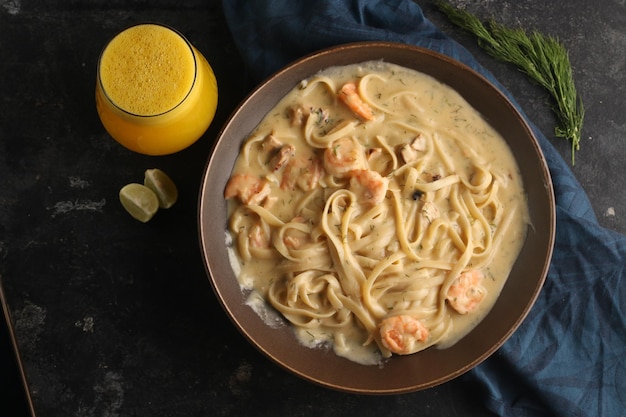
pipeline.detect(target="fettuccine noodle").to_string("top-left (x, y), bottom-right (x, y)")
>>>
top-left (224, 61), bottom-right (528, 365)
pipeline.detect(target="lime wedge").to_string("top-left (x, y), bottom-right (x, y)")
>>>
top-left (119, 183), bottom-right (159, 223)
top-left (144, 168), bottom-right (178, 209)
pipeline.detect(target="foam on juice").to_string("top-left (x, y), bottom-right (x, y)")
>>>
top-left (99, 24), bottom-right (196, 116)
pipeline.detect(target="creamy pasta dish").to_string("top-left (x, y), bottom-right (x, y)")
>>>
top-left (224, 61), bottom-right (529, 365)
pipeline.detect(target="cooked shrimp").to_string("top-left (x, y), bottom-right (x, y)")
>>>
top-left (379, 315), bottom-right (429, 355)
top-left (224, 174), bottom-right (271, 205)
top-left (281, 155), bottom-right (323, 191)
top-left (323, 137), bottom-right (366, 177)
top-left (349, 169), bottom-right (388, 206)
top-left (248, 223), bottom-right (270, 249)
top-left (283, 217), bottom-right (310, 249)
top-left (446, 270), bottom-right (487, 314)
top-left (338, 82), bottom-right (374, 121)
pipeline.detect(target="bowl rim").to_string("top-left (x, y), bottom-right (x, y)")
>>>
top-left (198, 40), bottom-right (556, 394)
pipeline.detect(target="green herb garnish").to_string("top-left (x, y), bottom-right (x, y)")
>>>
top-left (436, 1), bottom-right (585, 164)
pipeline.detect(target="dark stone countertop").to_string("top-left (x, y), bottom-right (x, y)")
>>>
top-left (0, 1), bottom-right (624, 416)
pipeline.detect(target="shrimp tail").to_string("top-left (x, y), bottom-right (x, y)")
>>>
top-left (338, 82), bottom-right (374, 121)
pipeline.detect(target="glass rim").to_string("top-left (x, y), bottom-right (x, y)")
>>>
top-left (96, 22), bottom-right (199, 118)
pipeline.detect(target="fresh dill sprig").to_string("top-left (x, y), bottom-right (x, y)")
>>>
top-left (436, 1), bottom-right (585, 164)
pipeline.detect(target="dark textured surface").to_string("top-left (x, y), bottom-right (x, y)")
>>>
top-left (0, 0), bottom-right (623, 416)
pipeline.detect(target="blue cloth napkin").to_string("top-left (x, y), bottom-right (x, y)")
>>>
top-left (221, 1), bottom-right (626, 415)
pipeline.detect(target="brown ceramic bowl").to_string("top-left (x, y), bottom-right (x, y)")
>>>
top-left (198, 41), bottom-right (555, 394)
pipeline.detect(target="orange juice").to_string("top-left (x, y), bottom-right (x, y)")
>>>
top-left (95, 24), bottom-right (218, 155)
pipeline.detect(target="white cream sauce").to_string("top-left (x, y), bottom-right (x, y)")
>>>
top-left (225, 61), bottom-right (528, 365)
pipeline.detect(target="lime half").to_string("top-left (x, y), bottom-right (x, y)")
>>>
top-left (144, 168), bottom-right (178, 209)
top-left (119, 183), bottom-right (159, 222)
